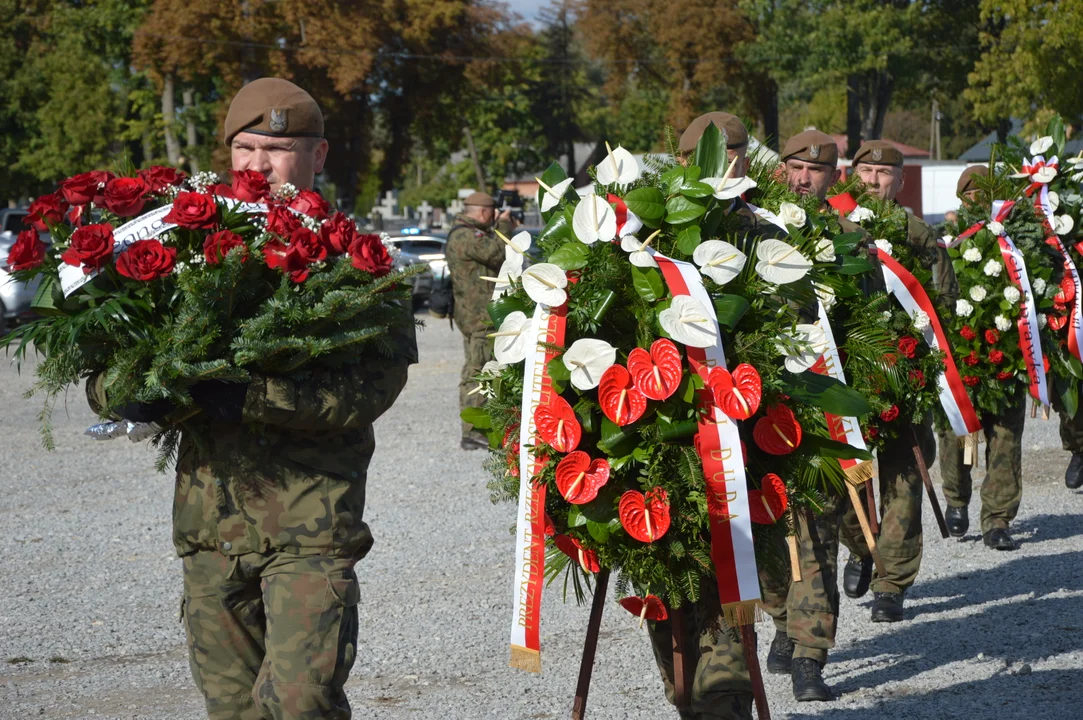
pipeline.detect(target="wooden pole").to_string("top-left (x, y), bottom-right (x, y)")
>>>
top-left (864, 480), bottom-right (880, 536)
top-left (911, 428), bottom-right (950, 539)
top-left (846, 483), bottom-right (887, 578)
top-left (739, 624), bottom-right (771, 720)
top-left (571, 569), bottom-right (610, 720)
top-left (671, 607), bottom-right (692, 712)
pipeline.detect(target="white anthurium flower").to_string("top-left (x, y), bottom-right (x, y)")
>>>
top-left (659, 295), bottom-right (717, 348)
top-left (497, 229), bottom-right (532, 256)
top-left (489, 255), bottom-right (524, 299)
top-left (987, 221), bottom-right (1005, 236)
top-left (814, 239), bottom-right (835, 262)
top-left (1048, 191), bottom-right (1060, 212)
top-left (1055, 214), bottom-right (1075, 236)
top-left (703, 174), bottom-right (757, 200)
top-left (778, 202), bottom-right (807, 228)
top-left (596, 143), bottom-right (641, 186)
top-left (693, 240), bottom-right (747, 285)
top-left (490, 311), bottom-right (531, 364)
top-left (620, 230), bottom-right (661, 268)
top-left (754, 238), bottom-right (812, 285)
top-left (1031, 137), bottom-right (1054, 155)
top-left (481, 360), bottom-right (507, 376)
top-left (848, 206), bottom-right (875, 223)
top-left (536, 177), bottom-right (574, 213)
top-left (1034, 165), bottom-right (1058, 184)
top-left (779, 324), bottom-right (828, 373)
top-left (572, 194), bottom-right (617, 245)
top-left (562, 338), bottom-right (617, 390)
top-left (521, 263), bottom-right (568, 306)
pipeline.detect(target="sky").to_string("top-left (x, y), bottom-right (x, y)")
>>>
top-left (505, 0), bottom-right (544, 23)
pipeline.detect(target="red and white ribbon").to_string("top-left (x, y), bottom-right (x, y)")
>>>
top-left (990, 200), bottom-right (1050, 406)
top-left (1019, 155), bottom-right (1059, 196)
top-left (608, 193), bottom-right (643, 238)
top-left (1035, 185), bottom-right (1083, 363)
top-left (876, 250), bottom-right (982, 437)
top-left (652, 251), bottom-right (761, 626)
top-left (510, 302), bottom-right (567, 672)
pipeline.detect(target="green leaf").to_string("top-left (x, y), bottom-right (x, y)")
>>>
top-left (665, 196), bottom-right (706, 224)
top-left (623, 187), bottom-right (666, 223)
top-left (598, 417), bottom-right (638, 456)
top-left (801, 434), bottom-right (874, 461)
top-left (661, 167), bottom-right (685, 195)
top-left (701, 207), bottom-right (725, 237)
top-left (487, 295), bottom-right (527, 328)
top-left (692, 120), bottom-right (726, 178)
top-left (658, 418), bottom-right (698, 442)
top-left (538, 209), bottom-right (571, 244)
top-left (834, 256), bottom-right (875, 275)
top-left (585, 519), bottom-right (611, 543)
top-left (548, 242), bottom-right (590, 270)
top-left (567, 506), bottom-right (588, 528)
top-left (832, 232), bottom-right (863, 255)
top-left (631, 265), bottom-right (665, 302)
top-left (1048, 115), bottom-right (1067, 155)
top-left (1060, 378), bottom-right (1079, 419)
top-left (783, 371), bottom-right (873, 416)
top-left (680, 181), bottom-right (714, 199)
top-left (676, 226), bottom-right (702, 255)
top-left (713, 294), bottom-right (750, 329)
top-left (547, 356), bottom-right (570, 385)
top-left (460, 407), bottom-right (492, 430)
top-left (30, 274), bottom-right (65, 316)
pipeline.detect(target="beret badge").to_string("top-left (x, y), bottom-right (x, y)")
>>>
top-left (871, 148), bottom-right (883, 162)
top-left (809, 144), bottom-right (820, 159)
top-left (269, 108), bottom-right (288, 133)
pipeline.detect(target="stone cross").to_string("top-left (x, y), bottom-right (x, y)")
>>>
top-left (447, 199), bottom-right (464, 218)
top-left (377, 191), bottom-right (398, 218)
top-left (418, 201), bottom-right (433, 226)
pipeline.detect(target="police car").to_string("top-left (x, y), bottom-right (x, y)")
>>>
top-left (385, 227), bottom-right (447, 309)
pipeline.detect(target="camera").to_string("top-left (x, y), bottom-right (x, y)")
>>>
top-left (493, 189), bottom-right (525, 223)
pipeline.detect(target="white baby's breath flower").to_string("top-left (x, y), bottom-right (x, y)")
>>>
top-left (963, 247), bottom-right (982, 263)
top-left (987, 221), bottom-right (1005, 236)
top-left (873, 239), bottom-right (893, 256)
top-left (778, 202), bottom-right (807, 228)
top-left (278, 182), bottom-right (299, 200)
top-left (956, 299), bottom-right (974, 317)
top-left (995, 315), bottom-right (1012, 332)
top-left (969, 285), bottom-right (988, 302)
top-left (1039, 313), bottom-right (1048, 329)
top-left (1033, 277), bottom-right (1047, 295)
top-left (848, 206), bottom-right (875, 223)
top-left (1030, 136), bottom-right (1054, 155)
top-left (911, 309), bottom-right (930, 331)
top-left (983, 260), bottom-right (1002, 277)
top-left (1003, 286), bottom-right (1021, 304)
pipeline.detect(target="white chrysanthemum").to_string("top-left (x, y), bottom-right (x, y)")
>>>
top-left (995, 315), bottom-right (1012, 332)
top-left (969, 285), bottom-right (987, 302)
top-left (1033, 277), bottom-right (1047, 295)
top-left (911, 309), bottom-right (930, 331)
top-left (983, 260), bottom-right (1002, 277)
top-left (874, 239), bottom-right (893, 256)
top-left (956, 299), bottom-right (974, 317)
top-left (848, 206), bottom-right (875, 223)
top-left (963, 247), bottom-right (982, 263)
top-left (1003, 286), bottom-right (1021, 304)
top-left (1039, 313), bottom-right (1048, 329)
top-left (987, 221), bottom-right (1005, 236)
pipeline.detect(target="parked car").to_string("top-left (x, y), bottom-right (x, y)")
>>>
top-left (385, 230), bottom-right (447, 309)
top-left (0, 209), bottom-right (40, 333)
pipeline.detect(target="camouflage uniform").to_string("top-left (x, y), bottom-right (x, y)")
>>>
top-left (444, 215), bottom-right (512, 441)
top-left (87, 322), bottom-right (417, 720)
top-left (938, 392), bottom-right (1026, 533)
top-left (1057, 406), bottom-right (1083, 453)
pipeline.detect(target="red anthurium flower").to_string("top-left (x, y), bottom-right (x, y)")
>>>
top-left (598, 365), bottom-right (646, 426)
top-left (1055, 276), bottom-right (1075, 307)
top-left (627, 338), bottom-right (682, 401)
top-left (1049, 313), bottom-right (1068, 331)
top-left (748, 473), bottom-right (788, 524)
top-left (534, 394), bottom-right (581, 452)
top-left (619, 595), bottom-right (668, 627)
top-left (619, 488), bottom-right (671, 543)
top-left (753, 404), bottom-right (802, 455)
top-left (555, 451), bottom-right (610, 505)
top-left (554, 535), bottom-right (599, 573)
top-left (707, 363), bottom-right (762, 420)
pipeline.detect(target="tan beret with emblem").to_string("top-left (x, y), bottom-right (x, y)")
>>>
top-left (678, 112), bottom-right (749, 153)
top-left (224, 77), bottom-right (324, 145)
top-left (956, 165), bottom-right (989, 196)
top-left (852, 140), bottom-right (904, 168)
top-left (781, 130), bottom-right (839, 166)
top-left (464, 191), bottom-right (496, 208)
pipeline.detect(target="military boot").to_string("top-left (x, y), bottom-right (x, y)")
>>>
top-left (791, 657), bottom-right (832, 701)
top-left (766, 630), bottom-right (794, 675)
top-left (870, 591), bottom-right (904, 623)
top-left (945, 505), bottom-right (968, 537)
top-left (983, 527), bottom-right (1016, 550)
top-left (842, 554), bottom-right (872, 599)
top-left (1067, 453), bottom-right (1083, 489)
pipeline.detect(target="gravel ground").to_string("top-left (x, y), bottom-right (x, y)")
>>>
top-left (1, 316), bottom-right (1081, 720)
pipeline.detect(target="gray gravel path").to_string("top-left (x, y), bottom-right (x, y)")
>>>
top-left (1, 316), bottom-right (1081, 720)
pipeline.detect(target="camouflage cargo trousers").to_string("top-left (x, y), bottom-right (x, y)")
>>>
top-left (459, 328), bottom-right (493, 440)
top-left (937, 397), bottom-right (1025, 533)
top-left (646, 579), bottom-right (753, 719)
top-left (181, 550), bottom-right (361, 720)
top-left (1055, 397), bottom-right (1083, 453)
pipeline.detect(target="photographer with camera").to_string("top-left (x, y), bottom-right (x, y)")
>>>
top-left (444, 191), bottom-right (519, 450)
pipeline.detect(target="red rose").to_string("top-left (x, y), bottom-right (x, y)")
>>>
top-left (231, 170), bottom-right (270, 203)
top-left (116, 239), bottom-right (176, 281)
top-left (320, 212), bottom-right (359, 255)
top-left (287, 227), bottom-right (327, 265)
top-left (60, 171), bottom-right (113, 206)
top-left (996, 370), bottom-right (1013, 381)
top-left (963, 351), bottom-right (979, 366)
top-left (349, 233), bottom-right (394, 277)
top-left (1049, 313), bottom-right (1068, 331)
top-left (289, 190), bottom-right (330, 220)
top-left (989, 349), bottom-right (1005, 365)
top-left (897, 336), bottom-right (918, 359)
top-left (265, 204), bottom-right (302, 237)
top-left (6, 230), bottom-right (46, 271)
top-left (163, 191), bottom-right (218, 229)
top-left (101, 177), bottom-right (148, 217)
top-left (209, 183), bottom-right (236, 199)
top-left (909, 369), bottom-right (926, 387)
top-left (60, 223), bottom-right (114, 273)
top-left (984, 329), bottom-right (999, 344)
top-left (263, 239), bottom-right (310, 283)
top-left (203, 230), bottom-right (248, 266)
top-left (26, 192), bottom-right (67, 232)
top-left (960, 325), bottom-right (977, 341)
top-left (963, 375), bottom-right (980, 386)
top-left (879, 405), bottom-right (900, 422)
top-left (138, 166), bottom-right (187, 194)
top-left (66, 203), bottom-right (87, 227)
top-left (864, 426), bottom-right (880, 441)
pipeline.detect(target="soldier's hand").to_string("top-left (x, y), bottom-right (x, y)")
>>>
top-left (497, 209), bottom-right (519, 230)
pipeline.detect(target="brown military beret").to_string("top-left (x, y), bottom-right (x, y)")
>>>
top-left (224, 78), bottom-right (324, 145)
top-left (781, 130), bottom-right (839, 166)
top-left (956, 165), bottom-right (989, 196)
top-left (464, 191), bottom-right (495, 208)
top-left (678, 112), bottom-right (749, 153)
top-left (852, 140), bottom-right (904, 168)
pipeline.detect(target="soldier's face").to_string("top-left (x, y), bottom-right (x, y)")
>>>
top-left (785, 159), bottom-right (840, 201)
top-left (855, 163), bottom-right (904, 201)
top-left (231, 132), bottom-right (329, 192)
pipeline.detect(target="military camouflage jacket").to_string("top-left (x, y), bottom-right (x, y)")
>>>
top-left (444, 215), bottom-right (513, 334)
top-left (88, 322), bottom-right (417, 559)
top-left (906, 209), bottom-right (958, 306)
